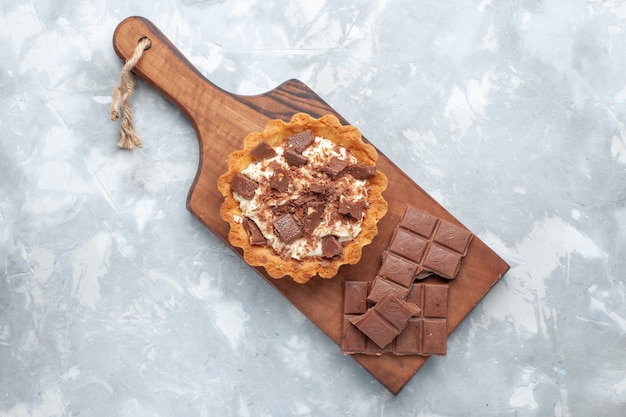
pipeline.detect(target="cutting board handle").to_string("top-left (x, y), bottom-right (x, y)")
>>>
top-left (112, 16), bottom-right (235, 126)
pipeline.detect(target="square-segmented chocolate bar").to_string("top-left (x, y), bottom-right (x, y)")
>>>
top-left (391, 205), bottom-right (472, 280)
top-left (342, 281), bottom-right (449, 356)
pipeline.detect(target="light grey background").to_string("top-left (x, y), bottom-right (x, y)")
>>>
top-left (1, 1), bottom-right (625, 416)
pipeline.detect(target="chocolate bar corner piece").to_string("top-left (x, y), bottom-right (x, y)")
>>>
top-left (422, 319), bottom-right (447, 356)
top-left (434, 220), bottom-right (473, 254)
top-left (399, 205), bottom-right (438, 237)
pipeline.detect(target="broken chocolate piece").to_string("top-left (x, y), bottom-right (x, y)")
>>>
top-left (348, 164), bottom-right (377, 179)
top-left (349, 311), bottom-right (397, 349)
top-left (338, 196), bottom-right (366, 220)
top-left (283, 146), bottom-right (309, 166)
top-left (321, 235), bottom-right (343, 258)
top-left (293, 193), bottom-right (322, 207)
top-left (321, 157), bottom-right (348, 177)
top-left (230, 173), bottom-right (258, 199)
top-left (303, 206), bottom-right (324, 235)
top-left (273, 213), bottom-right (303, 243)
top-left (286, 130), bottom-right (314, 153)
top-left (308, 182), bottom-right (326, 194)
top-left (242, 217), bottom-right (266, 245)
top-left (270, 171), bottom-right (291, 193)
top-left (250, 141), bottom-right (277, 160)
top-left (350, 295), bottom-right (420, 349)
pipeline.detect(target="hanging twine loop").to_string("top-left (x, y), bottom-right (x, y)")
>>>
top-left (110, 36), bottom-right (152, 149)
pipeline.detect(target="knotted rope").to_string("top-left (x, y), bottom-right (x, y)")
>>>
top-left (110, 36), bottom-right (152, 149)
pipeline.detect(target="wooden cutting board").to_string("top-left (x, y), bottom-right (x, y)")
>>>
top-left (113, 16), bottom-right (509, 395)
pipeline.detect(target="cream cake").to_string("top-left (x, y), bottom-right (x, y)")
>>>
top-left (218, 113), bottom-right (388, 283)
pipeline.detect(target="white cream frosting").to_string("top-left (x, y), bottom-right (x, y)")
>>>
top-left (233, 136), bottom-right (369, 260)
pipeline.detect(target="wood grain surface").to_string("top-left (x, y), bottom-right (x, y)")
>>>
top-left (112, 16), bottom-right (509, 394)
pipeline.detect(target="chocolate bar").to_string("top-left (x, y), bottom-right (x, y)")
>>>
top-left (368, 205), bottom-right (472, 303)
top-left (341, 205), bottom-right (467, 355)
top-left (397, 205), bottom-right (472, 279)
top-left (342, 281), bottom-right (449, 356)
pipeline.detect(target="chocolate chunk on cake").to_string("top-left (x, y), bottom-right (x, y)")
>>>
top-left (286, 130), bottom-right (314, 153)
top-left (242, 217), bottom-right (266, 245)
top-left (273, 213), bottom-right (303, 244)
top-left (348, 164), bottom-right (377, 179)
top-left (321, 157), bottom-right (349, 178)
top-left (322, 235), bottom-right (343, 258)
top-left (230, 173), bottom-right (258, 199)
top-left (284, 146), bottom-right (309, 166)
top-left (250, 141), bottom-right (277, 160)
